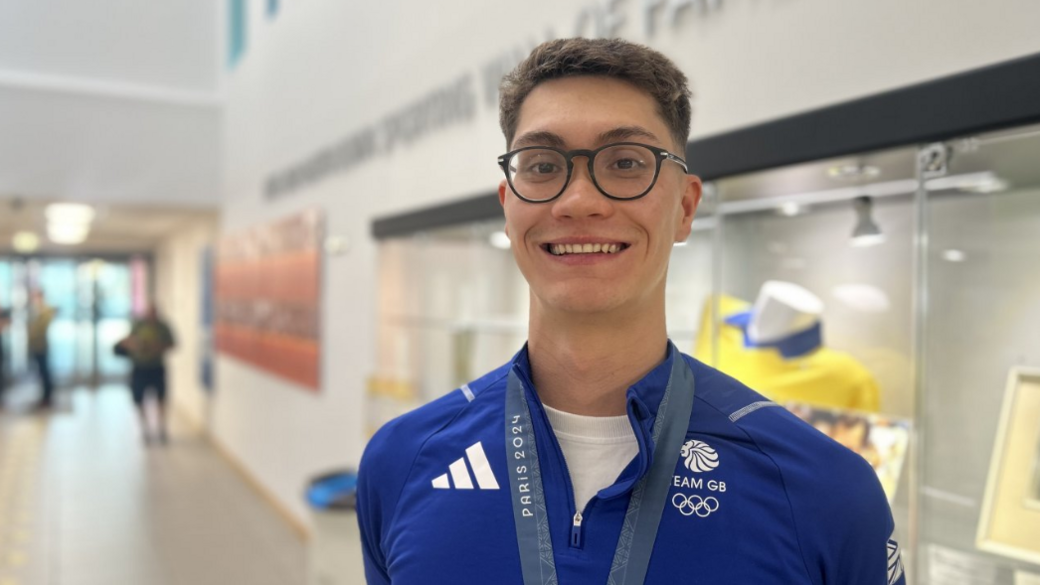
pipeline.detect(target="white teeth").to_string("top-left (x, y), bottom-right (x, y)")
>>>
top-left (549, 243), bottom-right (624, 256)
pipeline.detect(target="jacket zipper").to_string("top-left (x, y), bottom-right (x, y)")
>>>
top-left (522, 376), bottom-right (648, 551)
top-left (528, 390), bottom-right (588, 549)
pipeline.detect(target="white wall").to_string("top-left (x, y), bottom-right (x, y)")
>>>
top-left (216, 0), bottom-right (1040, 527)
top-left (155, 216), bottom-right (219, 430)
top-left (0, 0), bottom-right (218, 89)
top-left (0, 0), bottom-right (222, 209)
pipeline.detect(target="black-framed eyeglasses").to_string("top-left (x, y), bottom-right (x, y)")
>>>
top-left (498, 141), bottom-right (688, 203)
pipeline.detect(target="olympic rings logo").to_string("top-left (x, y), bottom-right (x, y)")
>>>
top-left (671, 493), bottom-right (720, 518)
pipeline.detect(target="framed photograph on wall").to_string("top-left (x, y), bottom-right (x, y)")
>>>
top-left (785, 403), bottom-right (911, 503)
top-left (976, 367), bottom-right (1040, 565)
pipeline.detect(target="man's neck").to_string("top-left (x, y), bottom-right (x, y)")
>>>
top-left (527, 304), bottom-right (669, 417)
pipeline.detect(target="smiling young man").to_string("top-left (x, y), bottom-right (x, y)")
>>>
top-left (358, 38), bottom-right (905, 585)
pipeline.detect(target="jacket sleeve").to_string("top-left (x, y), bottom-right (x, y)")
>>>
top-left (789, 442), bottom-right (906, 585)
top-left (354, 386), bottom-right (472, 584)
top-left (741, 403), bottom-right (907, 585)
top-left (357, 429), bottom-right (395, 585)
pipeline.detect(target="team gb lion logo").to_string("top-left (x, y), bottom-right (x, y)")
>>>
top-left (680, 439), bottom-right (720, 473)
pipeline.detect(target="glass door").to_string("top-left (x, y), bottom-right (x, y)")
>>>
top-left (0, 255), bottom-right (147, 390)
top-left (703, 144), bottom-right (920, 573)
top-left (917, 124), bottom-right (1040, 584)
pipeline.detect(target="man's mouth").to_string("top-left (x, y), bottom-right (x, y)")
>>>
top-left (543, 242), bottom-right (630, 256)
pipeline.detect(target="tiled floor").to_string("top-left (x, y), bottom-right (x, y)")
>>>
top-left (0, 383), bottom-right (307, 585)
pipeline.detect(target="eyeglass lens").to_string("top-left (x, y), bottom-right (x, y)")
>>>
top-left (507, 144), bottom-right (658, 201)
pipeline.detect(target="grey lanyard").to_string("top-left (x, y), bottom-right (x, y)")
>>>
top-left (505, 349), bottom-right (696, 585)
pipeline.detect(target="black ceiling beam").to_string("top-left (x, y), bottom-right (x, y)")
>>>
top-left (687, 51), bottom-right (1040, 180)
top-left (373, 52), bottom-right (1040, 240)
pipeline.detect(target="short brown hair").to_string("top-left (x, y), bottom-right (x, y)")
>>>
top-left (499, 38), bottom-right (692, 150)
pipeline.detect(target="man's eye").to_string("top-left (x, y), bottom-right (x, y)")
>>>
top-left (601, 149), bottom-right (650, 173)
top-left (522, 162), bottom-right (561, 174)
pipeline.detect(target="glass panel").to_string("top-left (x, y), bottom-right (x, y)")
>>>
top-left (920, 124), bottom-right (1040, 582)
top-left (0, 259), bottom-right (10, 387)
top-left (36, 258), bottom-right (79, 384)
top-left (371, 221), bottom-right (528, 434)
top-left (707, 145), bottom-right (919, 557)
top-left (372, 208), bottom-right (719, 437)
top-left (667, 192), bottom-right (717, 355)
top-left (0, 255), bottom-right (143, 389)
top-left (5, 260), bottom-right (29, 377)
top-left (96, 261), bottom-right (133, 379)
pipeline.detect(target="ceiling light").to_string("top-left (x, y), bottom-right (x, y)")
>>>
top-left (777, 202), bottom-right (806, 217)
top-left (831, 284), bottom-right (891, 313)
top-left (942, 249), bottom-right (967, 262)
top-left (12, 231), bottom-right (40, 253)
top-left (850, 195), bottom-right (885, 247)
top-left (925, 171), bottom-right (1008, 194)
top-left (489, 231), bottom-right (511, 250)
top-left (324, 235), bottom-right (350, 255)
top-left (850, 233), bottom-right (885, 247)
top-left (827, 164), bottom-right (880, 181)
top-left (48, 223), bottom-right (90, 245)
top-left (960, 177), bottom-right (1008, 194)
top-left (45, 202), bottom-right (96, 224)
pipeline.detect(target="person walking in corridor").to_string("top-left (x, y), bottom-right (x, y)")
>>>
top-left (117, 305), bottom-right (176, 444)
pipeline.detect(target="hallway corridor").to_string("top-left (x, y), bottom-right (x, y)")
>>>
top-left (0, 385), bottom-right (307, 585)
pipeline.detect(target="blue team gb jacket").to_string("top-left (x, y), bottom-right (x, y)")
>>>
top-left (357, 344), bottom-right (906, 585)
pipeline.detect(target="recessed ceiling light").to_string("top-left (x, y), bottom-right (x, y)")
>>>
top-left (45, 202), bottom-right (96, 224)
top-left (777, 202), bottom-right (806, 217)
top-left (12, 231), bottom-right (40, 253)
top-left (48, 223), bottom-right (90, 245)
top-left (827, 164), bottom-right (880, 181)
top-left (942, 249), bottom-right (967, 262)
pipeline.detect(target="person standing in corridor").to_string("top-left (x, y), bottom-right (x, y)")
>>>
top-left (28, 290), bottom-right (56, 409)
top-left (357, 38), bottom-right (904, 585)
top-left (0, 306), bottom-right (10, 410)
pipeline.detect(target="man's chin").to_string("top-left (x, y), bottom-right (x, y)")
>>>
top-left (535, 289), bottom-right (623, 317)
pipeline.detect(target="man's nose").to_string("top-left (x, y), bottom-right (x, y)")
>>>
top-left (551, 158), bottom-right (612, 219)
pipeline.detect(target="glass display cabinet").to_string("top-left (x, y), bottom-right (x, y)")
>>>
top-left (371, 52), bottom-right (1040, 580)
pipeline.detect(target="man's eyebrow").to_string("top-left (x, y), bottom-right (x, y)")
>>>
top-left (511, 131), bottom-right (566, 149)
top-left (597, 126), bottom-right (662, 145)
top-left (511, 126), bottom-right (663, 150)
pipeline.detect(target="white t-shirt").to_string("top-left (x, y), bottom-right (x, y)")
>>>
top-left (543, 404), bottom-right (640, 513)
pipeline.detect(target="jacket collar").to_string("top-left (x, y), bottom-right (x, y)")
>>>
top-left (509, 341), bottom-right (681, 497)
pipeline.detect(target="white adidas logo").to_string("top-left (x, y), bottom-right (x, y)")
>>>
top-left (431, 442), bottom-right (500, 490)
top-left (887, 532), bottom-right (904, 585)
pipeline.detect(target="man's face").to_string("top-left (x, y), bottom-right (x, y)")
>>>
top-left (499, 76), bottom-right (701, 317)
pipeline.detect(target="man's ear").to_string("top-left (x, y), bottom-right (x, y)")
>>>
top-left (498, 179), bottom-right (509, 207)
top-left (498, 180), bottom-right (510, 238)
top-left (676, 174), bottom-right (702, 243)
